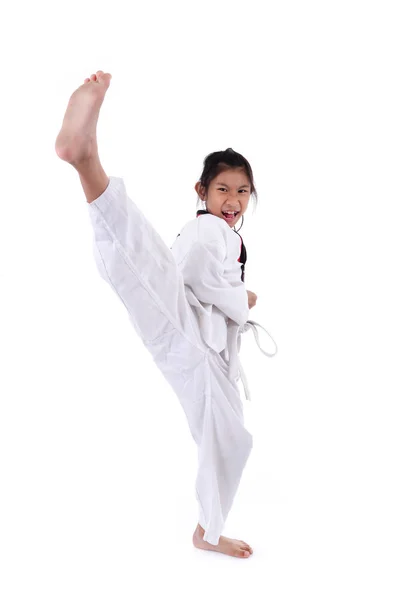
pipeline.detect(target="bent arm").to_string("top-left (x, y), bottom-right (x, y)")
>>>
top-left (179, 239), bottom-right (249, 326)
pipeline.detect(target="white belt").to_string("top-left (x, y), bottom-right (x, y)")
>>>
top-left (227, 320), bottom-right (278, 402)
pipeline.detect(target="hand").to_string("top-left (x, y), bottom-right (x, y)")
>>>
top-left (247, 290), bottom-right (257, 309)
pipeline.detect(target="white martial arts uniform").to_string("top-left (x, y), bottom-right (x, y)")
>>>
top-left (87, 176), bottom-right (277, 545)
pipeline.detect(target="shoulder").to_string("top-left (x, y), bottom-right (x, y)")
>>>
top-left (196, 214), bottom-right (230, 246)
top-left (179, 214), bottom-right (228, 244)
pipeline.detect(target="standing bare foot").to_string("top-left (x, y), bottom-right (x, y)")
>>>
top-left (192, 524), bottom-right (253, 558)
top-left (55, 70), bottom-right (112, 167)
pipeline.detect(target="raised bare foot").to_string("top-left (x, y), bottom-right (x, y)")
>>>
top-left (55, 70), bottom-right (112, 166)
top-left (193, 524), bottom-right (253, 558)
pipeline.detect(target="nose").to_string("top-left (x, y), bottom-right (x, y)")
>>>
top-left (226, 194), bottom-right (239, 206)
top-left (227, 200), bottom-right (240, 209)
top-left (229, 192), bottom-right (241, 203)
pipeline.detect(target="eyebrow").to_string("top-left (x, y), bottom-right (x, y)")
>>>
top-left (215, 182), bottom-right (250, 188)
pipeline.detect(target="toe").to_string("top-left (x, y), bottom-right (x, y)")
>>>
top-left (95, 71), bottom-right (112, 85)
top-left (240, 542), bottom-right (253, 554)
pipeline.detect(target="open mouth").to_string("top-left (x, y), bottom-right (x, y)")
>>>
top-left (222, 211), bottom-right (239, 221)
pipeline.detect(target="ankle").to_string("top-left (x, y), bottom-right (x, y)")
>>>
top-left (73, 154), bottom-right (101, 173)
top-left (76, 159), bottom-right (109, 204)
top-left (196, 523), bottom-right (205, 536)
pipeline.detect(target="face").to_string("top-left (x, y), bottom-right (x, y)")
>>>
top-left (195, 168), bottom-right (251, 228)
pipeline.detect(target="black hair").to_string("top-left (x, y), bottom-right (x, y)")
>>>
top-left (196, 147), bottom-right (258, 212)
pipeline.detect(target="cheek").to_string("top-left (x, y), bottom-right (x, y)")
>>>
top-left (212, 200), bottom-right (224, 213)
top-left (206, 199), bottom-right (223, 215)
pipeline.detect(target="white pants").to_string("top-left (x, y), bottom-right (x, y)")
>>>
top-left (87, 176), bottom-right (253, 545)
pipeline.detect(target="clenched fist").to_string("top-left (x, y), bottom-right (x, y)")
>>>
top-left (247, 290), bottom-right (257, 309)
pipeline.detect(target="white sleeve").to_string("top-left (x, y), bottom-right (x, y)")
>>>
top-left (178, 238), bottom-right (250, 326)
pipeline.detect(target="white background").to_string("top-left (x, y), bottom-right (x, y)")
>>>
top-left (0, 0), bottom-right (399, 598)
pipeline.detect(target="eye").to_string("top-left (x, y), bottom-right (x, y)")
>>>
top-left (218, 188), bottom-right (248, 193)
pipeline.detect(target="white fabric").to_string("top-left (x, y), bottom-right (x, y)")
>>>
top-left (170, 210), bottom-right (278, 402)
top-left (170, 212), bottom-right (250, 353)
top-left (87, 176), bottom-right (277, 545)
top-left (232, 320), bottom-right (278, 401)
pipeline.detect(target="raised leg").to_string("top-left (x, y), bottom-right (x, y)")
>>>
top-left (55, 71), bottom-right (202, 346)
top-left (55, 70), bottom-right (111, 203)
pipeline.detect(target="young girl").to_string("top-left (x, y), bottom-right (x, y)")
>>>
top-left (55, 70), bottom-right (277, 559)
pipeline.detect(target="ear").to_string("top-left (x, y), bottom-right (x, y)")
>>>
top-left (195, 181), bottom-right (205, 201)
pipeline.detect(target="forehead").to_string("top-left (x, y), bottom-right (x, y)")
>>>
top-left (212, 168), bottom-right (250, 187)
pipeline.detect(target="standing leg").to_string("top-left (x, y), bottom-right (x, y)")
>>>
top-left (166, 347), bottom-right (254, 558)
top-left (194, 353), bottom-right (254, 557)
top-left (197, 354), bottom-right (253, 532)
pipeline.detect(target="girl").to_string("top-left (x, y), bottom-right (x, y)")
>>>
top-left (55, 70), bottom-right (277, 559)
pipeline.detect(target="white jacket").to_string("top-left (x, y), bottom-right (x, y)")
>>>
top-left (171, 212), bottom-right (278, 401)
